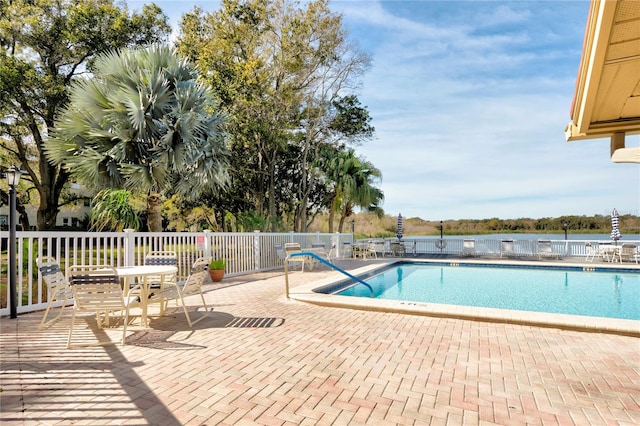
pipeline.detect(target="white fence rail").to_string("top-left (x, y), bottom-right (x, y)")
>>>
top-left (0, 230), bottom-right (353, 316)
top-left (2, 231), bottom-right (638, 317)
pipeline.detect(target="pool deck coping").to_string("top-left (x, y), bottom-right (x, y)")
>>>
top-left (288, 258), bottom-right (640, 337)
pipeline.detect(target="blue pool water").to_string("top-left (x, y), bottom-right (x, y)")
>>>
top-left (334, 263), bottom-right (640, 320)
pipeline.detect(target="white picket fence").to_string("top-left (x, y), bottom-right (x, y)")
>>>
top-left (0, 230), bottom-right (353, 316)
top-left (2, 230), bottom-right (638, 317)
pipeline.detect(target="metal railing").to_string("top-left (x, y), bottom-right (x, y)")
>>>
top-left (283, 251), bottom-right (373, 299)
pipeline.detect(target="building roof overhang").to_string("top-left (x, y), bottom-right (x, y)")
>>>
top-left (565, 0), bottom-right (640, 164)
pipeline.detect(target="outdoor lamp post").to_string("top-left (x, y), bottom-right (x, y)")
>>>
top-left (351, 219), bottom-right (355, 234)
top-left (6, 165), bottom-right (22, 319)
top-left (563, 222), bottom-right (568, 240)
top-left (439, 221), bottom-right (443, 240)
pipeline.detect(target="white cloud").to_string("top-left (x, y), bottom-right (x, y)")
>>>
top-left (135, 0), bottom-right (639, 221)
top-left (332, 1), bottom-right (639, 220)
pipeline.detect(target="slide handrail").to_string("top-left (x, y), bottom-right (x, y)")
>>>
top-left (284, 251), bottom-right (374, 298)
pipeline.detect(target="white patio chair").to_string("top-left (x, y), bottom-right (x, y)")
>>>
top-left (341, 242), bottom-right (353, 259)
top-left (584, 242), bottom-right (598, 262)
top-left (147, 257), bottom-right (211, 327)
top-left (311, 242), bottom-right (329, 260)
top-left (620, 244), bottom-right (638, 264)
top-left (36, 256), bottom-right (74, 329)
top-left (142, 250), bottom-right (177, 288)
top-left (389, 241), bottom-right (406, 257)
top-left (144, 250), bottom-right (177, 266)
top-left (67, 265), bottom-right (140, 348)
top-left (123, 251), bottom-right (179, 316)
top-left (365, 240), bottom-right (385, 259)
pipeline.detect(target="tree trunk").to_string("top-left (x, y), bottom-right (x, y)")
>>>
top-left (147, 192), bottom-right (163, 232)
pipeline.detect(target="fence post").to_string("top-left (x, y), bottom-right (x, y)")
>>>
top-left (333, 233), bottom-right (341, 258)
top-left (254, 231), bottom-right (261, 271)
top-left (124, 229), bottom-right (135, 266)
top-left (203, 230), bottom-right (212, 259)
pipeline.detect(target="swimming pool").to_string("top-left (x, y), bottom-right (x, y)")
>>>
top-left (318, 262), bottom-right (640, 321)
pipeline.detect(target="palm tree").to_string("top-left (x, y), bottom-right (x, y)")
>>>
top-left (44, 45), bottom-right (229, 231)
top-left (322, 147), bottom-right (384, 233)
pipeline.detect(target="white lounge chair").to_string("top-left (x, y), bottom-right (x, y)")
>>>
top-left (500, 239), bottom-right (515, 257)
top-left (620, 244), bottom-right (638, 264)
top-left (284, 243), bottom-right (315, 271)
top-left (537, 240), bottom-right (557, 259)
top-left (462, 239), bottom-right (476, 257)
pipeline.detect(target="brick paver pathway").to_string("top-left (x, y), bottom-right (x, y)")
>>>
top-left (1, 265), bottom-right (639, 425)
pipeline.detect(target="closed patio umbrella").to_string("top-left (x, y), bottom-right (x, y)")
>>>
top-left (610, 208), bottom-right (621, 243)
top-left (396, 213), bottom-right (403, 241)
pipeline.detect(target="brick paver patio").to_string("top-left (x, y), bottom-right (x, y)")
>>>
top-left (1, 261), bottom-right (639, 425)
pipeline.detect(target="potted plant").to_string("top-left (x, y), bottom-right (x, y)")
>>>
top-left (208, 258), bottom-right (226, 282)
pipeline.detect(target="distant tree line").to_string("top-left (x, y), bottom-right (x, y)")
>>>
top-left (431, 215), bottom-right (640, 236)
top-left (312, 213), bottom-right (640, 239)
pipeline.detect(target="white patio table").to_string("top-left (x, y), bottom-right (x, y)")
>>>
top-left (116, 265), bottom-right (178, 327)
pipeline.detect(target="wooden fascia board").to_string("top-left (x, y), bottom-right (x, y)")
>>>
top-left (571, 0), bottom-right (618, 137)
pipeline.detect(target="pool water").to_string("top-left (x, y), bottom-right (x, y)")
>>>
top-left (335, 263), bottom-right (640, 320)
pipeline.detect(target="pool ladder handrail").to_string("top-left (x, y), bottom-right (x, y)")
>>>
top-left (284, 251), bottom-right (374, 298)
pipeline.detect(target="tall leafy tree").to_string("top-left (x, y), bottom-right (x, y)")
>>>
top-left (177, 0), bottom-right (373, 232)
top-left (0, 0), bottom-right (170, 229)
top-left (44, 45), bottom-right (230, 231)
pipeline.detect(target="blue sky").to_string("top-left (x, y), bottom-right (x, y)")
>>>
top-left (132, 0), bottom-right (640, 220)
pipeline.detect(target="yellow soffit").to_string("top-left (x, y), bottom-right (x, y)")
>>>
top-left (565, 0), bottom-right (640, 163)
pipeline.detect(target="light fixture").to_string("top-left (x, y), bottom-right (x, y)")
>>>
top-left (5, 165), bottom-right (22, 187)
top-left (6, 165), bottom-right (22, 319)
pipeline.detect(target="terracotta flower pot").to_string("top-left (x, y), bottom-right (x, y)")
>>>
top-left (208, 269), bottom-right (225, 282)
